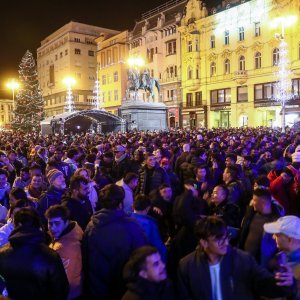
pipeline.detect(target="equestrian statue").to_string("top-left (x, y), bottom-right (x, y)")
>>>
top-left (125, 68), bottom-right (160, 102)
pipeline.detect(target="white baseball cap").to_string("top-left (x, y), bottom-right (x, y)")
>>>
top-left (264, 216), bottom-right (300, 240)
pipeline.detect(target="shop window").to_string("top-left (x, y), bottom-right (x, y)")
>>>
top-left (237, 86), bottom-right (248, 102)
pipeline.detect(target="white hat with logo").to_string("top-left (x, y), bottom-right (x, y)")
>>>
top-left (264, 216), bottom-right (300, 239)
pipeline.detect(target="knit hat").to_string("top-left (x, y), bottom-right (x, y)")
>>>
top-left (47, 169), bottom-right (63, 185)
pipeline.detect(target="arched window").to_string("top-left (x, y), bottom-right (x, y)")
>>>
top-left (210, 62), bottom-right (216, 76)
top-left (239, 55), bottom-right (245, 71)
top-left (254, 52), bottom-right (261, 69)
top-left (273, 48), bottom-right (279, 66)
top-left (187, 66), bottom-right (193, 80)
top-left (224, 59), bottom-right (230, 74)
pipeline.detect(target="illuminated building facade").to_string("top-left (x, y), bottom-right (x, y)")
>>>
top-left (128, 0), bottom-right (188, 128)
top-left (0, 99), bottom-right (13, 129)
top-left (180, 0), bottom-right (300, 128)
top-left (37, 21), bottom-right (119, 117)
top-left (95, 31), bottom-right (129, 115)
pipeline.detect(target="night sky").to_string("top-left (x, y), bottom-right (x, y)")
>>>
top-left (1, 0), bottom-right (217, 98)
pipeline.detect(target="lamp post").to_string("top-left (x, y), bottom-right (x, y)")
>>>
top-left (63, 77), bottom-right (76, 113)
top-left (270, 16), bottom-right (297, 132)
top-left (6, 79), bottom-right (20, 127)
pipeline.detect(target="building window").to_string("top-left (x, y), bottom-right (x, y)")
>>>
top-left (186, 93), bottom-right (193, 107)
top-left (255, 52), bottom-right (261, 69)
top-left (114, 71), bottom-right (118, 82)
top-left (224, 59), bottom-right (230, 74)
top-left (107, 50), bottom-right (111, 65)
top-left (75, 48), bottom-right (81, 55)
top-left (254, 82), bottom-right (276, 101)
top-left (147, 48), bottom-right (154, 62)
top-left (195, 92), bottom-right (202, 106)
top-left (239, 56), bottom-right (245, 71)
top-left (187, 40), bottom-right (192, 52)
top-left (55, 54), bottom-right (58, 61)
top-left (187, 66), bottom-right (193, 80)
top-left (224, 31), bottom-right (230, 45)
top-left (74, 38), bottom-right (80, 43)
top-left (88, 50), bottom-right (94, 56)
top-left (60, 52), bottom-right (63, 58)
top-left (237, 86), bottom-right (248, 102)
top-left (49, 65), bottom-right (55, 85)
top-left (166, 40), bottom-right (176, 55)
top-left (65, 49), bottom-right (68, 56)
top-left (254, 22), bottom-right (261, 37)
top-left (102, 75), bottom-right (106, 85)
top-left (114, 90), bottom-right (118, 101)
top-left (211, 88), bottom-right (231, 104)
top-left (210, 62), bottom-right (216, 76)
top-left (292, 78), bottom-right (300, 98)
top-left (107, 74), bottom-right (112, 84)
top-left (239, 27), bottom-right (245, 41)
top-left (210, 35), bottom-right (215, 49)
top-left (108, 91), bottom-right (112, 102)
top-left (273, 48), bottom-right (280, 66)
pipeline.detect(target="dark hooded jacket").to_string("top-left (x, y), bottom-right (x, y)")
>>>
top-left (82, 209), bottom-right (147, 300)
top-left (122, 278), bottom-right (174, 300)
top-left (0, 225), bottom-right (69, 300)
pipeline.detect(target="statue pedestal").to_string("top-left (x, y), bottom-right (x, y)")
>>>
top-left (120, 100), bottom-right (168, 131)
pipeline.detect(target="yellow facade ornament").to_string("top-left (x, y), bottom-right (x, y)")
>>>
top-left (208, 52), bottom-right (217, 62)
top-left (236, 45), bottom-right (247, 56)
top-left (221, 49), bottom-right (232, 59)
top-left (251, 41), bottom-right (263, 52)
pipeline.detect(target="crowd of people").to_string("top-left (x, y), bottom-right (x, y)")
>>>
top-left (0, 127), bottom-right (298, 299)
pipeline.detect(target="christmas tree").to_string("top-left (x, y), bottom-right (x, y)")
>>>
top-left (13, 50), bottom-right (44, 132)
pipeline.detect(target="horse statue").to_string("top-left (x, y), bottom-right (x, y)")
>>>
top-left (140, 69), bottom-right (160, 102)
top-left (125, 69), bottom-right (140, 101)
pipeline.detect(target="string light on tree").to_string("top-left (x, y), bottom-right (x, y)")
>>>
top-left (93, 67), bottom-right (101, 110)
top-left (63, 77), bottom-right (76, 113)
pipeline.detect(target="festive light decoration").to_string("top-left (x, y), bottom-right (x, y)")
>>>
top-left (13, 50), bottom-right (44, 132)
top-left (63, 77), bottom-right (76, 113)
top-left (274, 37), bottom-right (293, 132)
top-left (271, 15), bottom-right (297, 132)
top-left (93, 68), bottom-right (101, 110)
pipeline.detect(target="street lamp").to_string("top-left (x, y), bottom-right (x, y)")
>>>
top-left (63, 77), bottom-right (76, 113)
top-left (6, 79), bottom-right (19, 110)
top-left (270, 15), bottom-right (297, 132)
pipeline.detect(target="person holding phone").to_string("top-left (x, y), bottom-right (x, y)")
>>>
top-left (264, 216), bottom-right (300, 299)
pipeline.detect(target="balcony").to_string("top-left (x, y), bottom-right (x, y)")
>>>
top-left (160, 76), bottom-right (179, 84)
top-left (233, 70), bottom-right (248, 85)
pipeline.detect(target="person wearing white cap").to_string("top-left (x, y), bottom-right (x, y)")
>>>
top-left (264, 216), bottom-right (300, 299)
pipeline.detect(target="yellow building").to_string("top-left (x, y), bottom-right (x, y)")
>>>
top-left (128, 0), bottom-right (187, 128)
top-left (0, 99), bottom-right (13, 129)
top-left (95, 31), bottom-right (129, 115)
top-left (37, 21), bottom-right (119, 117)
top-left (180, 0), bottom-right (300, 128)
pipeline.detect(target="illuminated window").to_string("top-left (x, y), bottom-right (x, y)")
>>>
top-left (210, 62), bottom-right (216, 76)
top-left (239, 27), bottom-right (245, 41)
top-left (239, 56), bottom-right (245, 71)
top-left (224, 59), bottom-right (230, 74)
top-left (102, 75), bottom-right (106, 85)
top-left (211, 88), bottom-right (231, 104)
top-left (254, 22), bottom-right (261, 37)
top-left (210, 35), bottom-right (215, 49)
top-left (255, 52), bottom-right (261, 69)
top-left (166, 40), bottom-right (176, 55)
top-left (237, 86), bottom-right (248, 102)
top-left (273, 48), bottom-right (279, 66)
top-left (224, 31), bottom-right (229, 45)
